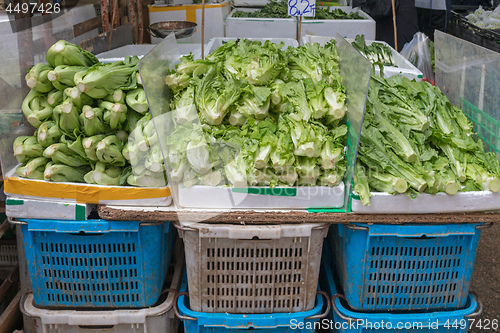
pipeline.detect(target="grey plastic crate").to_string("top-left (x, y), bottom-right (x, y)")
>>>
top-left (0, 240), bottom-right (17, 267)
top-left (178, 222), bottom-right (328, 314)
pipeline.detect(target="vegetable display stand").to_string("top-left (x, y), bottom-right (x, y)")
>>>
top-left (10, 218), bottom-right (177, 308)
top-left (21, 241), bottom-right (185, 333)
top-left (327, 222), bottom-right (487, 312)
top-left (175, 275), bottom-right (329, 333)
top-left (320, 243), bottom-right (483, 333)
top-left (300, 7), bottom-right (376, 40)
top-left (141, 34), bottom-right (371, 212)
top-left (303, 35), bottom-right (423, 81)
top-left (177, 221), bottom-right (328, 313)
top-left (225, 8), bottom-right (298, 39)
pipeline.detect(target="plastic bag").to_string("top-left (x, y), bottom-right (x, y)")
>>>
top-left (400, 32), bottom-right (435, 85)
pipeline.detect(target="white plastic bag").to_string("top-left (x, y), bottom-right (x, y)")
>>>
top-left (400, 32), bottom-right (435, 84)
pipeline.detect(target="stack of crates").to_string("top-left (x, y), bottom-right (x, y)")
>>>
top-left (322, 222), bottom-right (485, 332)
top-left (175, 221), bottom-right (331, 332)
top-left (9, 215), bottom-right (179, 333)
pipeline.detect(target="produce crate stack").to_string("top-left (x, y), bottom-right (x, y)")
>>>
top-left (137, 34), bottom-right (371, 331)
top-left (224, 1), bottom-right (375, 40)
top-left (320, 242), bottom-right (483, 333)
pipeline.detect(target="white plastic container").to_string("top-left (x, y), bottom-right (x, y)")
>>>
top-left (177, 183), bottom-right (344, 209)
top-left (303, 35), bottom-right (423, 81)
top-left (301, 7), bottom-right (375, 40)
top-left (6, 196), bottom-right (95, 220)
top-left (225, 8), bottom-right (297, 39)
top-left (205, 36), bottom-right (299, 57)
top-left (21, 245), bottom-right (184, 333)
top-left (351, 190), bottom-right (500, 214)
top-left (178, 221), bottom-right (328, 314)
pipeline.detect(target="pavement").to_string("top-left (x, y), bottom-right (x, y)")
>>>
top-left (469, 222), bottom-right (500, 333)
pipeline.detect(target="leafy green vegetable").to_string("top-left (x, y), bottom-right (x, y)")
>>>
top-left (46, 40), bottom-right (98, 68)
top-left (44, 162), bottom-right (91, 182)
top-left (355, 75), bottom-right (500, 205)
top-left (26, 64), bottom-right (54, 93)
top-left (16, 157), bottom-right (49, 180)
top-left (74, 56), bottom-right (139, 99)
top-left (13, 136), bottom-right (44, 164)
top-left (22, 90), bottom-right (54, 128)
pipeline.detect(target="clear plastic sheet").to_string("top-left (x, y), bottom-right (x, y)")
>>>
top-left (334, 34), bottom-right (372, 212)
top-left (435, 31), bottom-right (500, 119)
top-left (0, 13), bottom-right (75, 178)
top-left (435, 31), bottom-right (500, 159)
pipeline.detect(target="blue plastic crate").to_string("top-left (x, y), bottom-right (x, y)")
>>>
top-left (320, 243), bottom-right (482, 333)
top-left (176, 273), bottom-right (328, 333)
top-left (327, 223), bottom-right (483, 312)
top-left (20, 219), bottom-right (176, 308)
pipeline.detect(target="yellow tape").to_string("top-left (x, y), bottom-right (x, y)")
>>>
top-left (4, 177), bottom-right (171, 204)
top-left (148, 1), bottom-right (229, 13)
top-left (185, 7), bottom-right (197, 25)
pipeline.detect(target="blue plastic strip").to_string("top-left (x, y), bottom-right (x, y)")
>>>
top-left (20, 219), bottom-right (142, 233)
top-left (354, 222), bottom-right (482, 237)
top-left (178, 273), bottom-right (323, 330)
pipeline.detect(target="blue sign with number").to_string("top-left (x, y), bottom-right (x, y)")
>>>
top-left (288, 0), bottom-right (315, 17)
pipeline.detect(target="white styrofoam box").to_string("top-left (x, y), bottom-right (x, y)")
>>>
top-left (233, 0), bottom-right (270, 7)
top-left (21, 248), bottom-right (184, 333)
top-left (177, 182), bottom-right (344, 209)
top-left (96, 43), bottom-right (201, 62)
top-left (96, 44), bottom-right (156, 62)
top-left (300, 7), bottom-right (375, 40)
top-left (205, 36), bottom-right (298, 57)
top-left (351, 191), bottom-right (500, 214)
top-left (303, 35), bottom-right (423, 81)
top-left (225, 8), bottom-right (297, 39)
top-left (148, 1), bottom-right (231, 44)
top-left (6, 196), bottom-right (95, 220)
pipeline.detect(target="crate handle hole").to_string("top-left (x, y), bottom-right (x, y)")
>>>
top-left (252, 236), bottom-right (260, 240)
top-left (69, 231), bottom-right (104, 236)
top-left (404, 235), bottom-right (436, 240)
top-left (78, 326), bottom-right (115, 330)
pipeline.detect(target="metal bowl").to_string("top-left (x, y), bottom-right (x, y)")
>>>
top-left (147, 21), bottom-right (197, 39)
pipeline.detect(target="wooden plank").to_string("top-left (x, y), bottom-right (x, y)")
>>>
top-left (137, 0), bottom-right (144, 44)
top-left (127, 0), bottom-right (138, 43)
top-left (97, 205), bottom-right (500, 224)
top-left (0, 219), bottom-right (9, 239)
top-left (80, 24), bottom-right (133, 54)
top-left (0, 290), bottom-right (22, 333)
top-left (74, 17), bottom-right (101, 37)
top-left (0, 267), bottom-right (19, 301)
top-left (101, 0), bottom-right (110, 32)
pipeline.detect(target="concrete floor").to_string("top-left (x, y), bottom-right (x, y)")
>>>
top-left (469, 223), bottom-right (500, 333)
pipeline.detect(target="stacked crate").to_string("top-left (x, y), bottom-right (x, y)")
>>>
top-left (320, 223), bottom-right (485, 332)
top-left (175, 222), bottom-right (331, 332)
top-left (10, 216), bottom-right (179, 333)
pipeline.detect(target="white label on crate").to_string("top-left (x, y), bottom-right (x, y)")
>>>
top-left (288, 0), bottom-right (315, 17)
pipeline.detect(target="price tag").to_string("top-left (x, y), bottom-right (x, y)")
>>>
top-left (288, 0), bottom-right (315, 17)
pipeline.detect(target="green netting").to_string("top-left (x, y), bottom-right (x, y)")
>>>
top-left (461, 98), bottom-right (500, 157)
